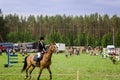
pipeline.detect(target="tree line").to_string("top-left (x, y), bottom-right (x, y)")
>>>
top-left (0, 13), bottom-right (120, 47)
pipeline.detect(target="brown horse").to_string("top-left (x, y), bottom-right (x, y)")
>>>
top-left (21, 43), bottom-right (58, 80)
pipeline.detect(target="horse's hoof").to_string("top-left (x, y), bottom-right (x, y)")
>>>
top-left (24, 76), bottom-right (28, 80)
top-left (28, 76), bottom-right (32, 80)
top-left (24, 78), bottom-right (27, 80)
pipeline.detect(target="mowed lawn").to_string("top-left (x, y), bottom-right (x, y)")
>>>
top-left (0, 53), bottom-right (120, 80)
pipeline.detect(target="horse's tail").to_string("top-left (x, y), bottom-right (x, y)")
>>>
top-left (21, 55), bottom-right (29, 72)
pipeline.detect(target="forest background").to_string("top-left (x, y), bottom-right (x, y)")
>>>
top-left (0, 12), bottom-right (120, 47)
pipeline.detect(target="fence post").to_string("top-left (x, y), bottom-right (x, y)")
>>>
top-left (77, 70), bottom-right (79, 80)
top-left (7, 48), bottom-right (11, 67)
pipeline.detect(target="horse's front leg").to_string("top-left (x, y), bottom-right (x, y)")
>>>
top-left (47, 67), bottom-right (52, 80)
top-left (37, 68), bottom-right (43, 80)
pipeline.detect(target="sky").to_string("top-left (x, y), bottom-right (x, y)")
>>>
top-left (0, 0), bottom-right (120, 16)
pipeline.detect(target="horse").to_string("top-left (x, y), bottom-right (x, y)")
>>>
top-left (21, 43), bottom-right (58, 80)
top-left (66, 47), bottom-right (75, 56)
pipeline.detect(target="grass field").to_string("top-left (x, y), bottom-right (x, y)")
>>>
top-left (0, 53), bottom-right (120, 80)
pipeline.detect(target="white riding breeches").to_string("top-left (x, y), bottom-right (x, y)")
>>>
top-left (37, 52), bottom-right (42, 58)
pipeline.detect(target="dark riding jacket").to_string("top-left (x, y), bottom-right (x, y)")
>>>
top-left (38, 42), bottom-right (46, 54)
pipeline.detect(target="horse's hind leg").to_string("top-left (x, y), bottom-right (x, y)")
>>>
top-left (28, 65), bottom-right (35, 80)
top-left (24, 65), bottom-right (31, 80)
top-left (24, 69), bottom-right (28, 80)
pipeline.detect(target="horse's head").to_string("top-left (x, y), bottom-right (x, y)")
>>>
top-left (49, 43), bottom-right (58, 53)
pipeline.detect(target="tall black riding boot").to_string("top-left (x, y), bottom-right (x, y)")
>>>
top-left (36, 58), bottom-right (40, 66)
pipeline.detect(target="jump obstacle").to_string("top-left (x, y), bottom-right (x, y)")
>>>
top-left (5, 48), bottom-right (27, 67)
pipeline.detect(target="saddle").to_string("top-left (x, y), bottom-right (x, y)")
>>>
top-left (33, 55), bottom-right (40, 67)
top-left (33, 55), bottom-right (38, 61)
top-left (33, 54), bottom-right (44, 67)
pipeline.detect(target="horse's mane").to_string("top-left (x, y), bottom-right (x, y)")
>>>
top-left (45, 43), bottom-right (56, 53)
top-left (45, 45), bottom-right (50, 52)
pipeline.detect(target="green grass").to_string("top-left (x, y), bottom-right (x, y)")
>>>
top-left (0, 53), bottom-right (120, 80)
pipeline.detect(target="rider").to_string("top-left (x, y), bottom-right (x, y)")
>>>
top-left (36, 37), bottom-right (46, 65)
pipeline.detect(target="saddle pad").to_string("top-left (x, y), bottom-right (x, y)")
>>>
top-left (33, 55), bottom-right (38, 61)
